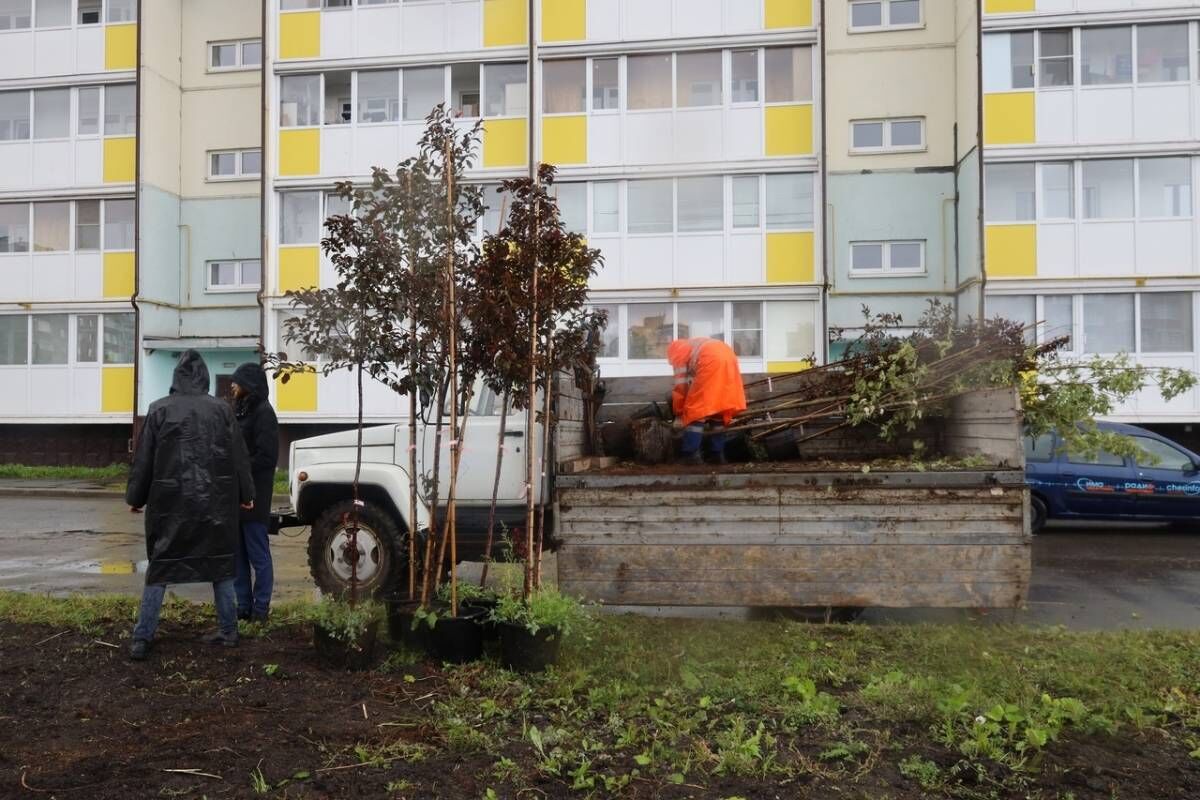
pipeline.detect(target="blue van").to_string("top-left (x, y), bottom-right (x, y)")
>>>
top-left (1025, 422), bottom-right (1200, 532)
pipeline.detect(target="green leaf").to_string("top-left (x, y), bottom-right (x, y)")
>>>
top-left (668, 773), bottom-right (685, 784)
top-left (633, 753), bottom-right (652, 766)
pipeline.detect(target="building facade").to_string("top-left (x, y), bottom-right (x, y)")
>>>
top-left (981, 0), bottom-right (1200, 434)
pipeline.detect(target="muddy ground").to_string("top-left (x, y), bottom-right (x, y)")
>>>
top-left (2, 619), bottom-right (1197, 800)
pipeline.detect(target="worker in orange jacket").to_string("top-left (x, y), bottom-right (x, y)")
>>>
top-left (667, 337), bottom-right (747, 464)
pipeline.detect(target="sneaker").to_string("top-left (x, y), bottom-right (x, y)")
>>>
top-left (128, 639), bottom-right (151, 661)
top-left (200, 630), bottom-right (239, 647)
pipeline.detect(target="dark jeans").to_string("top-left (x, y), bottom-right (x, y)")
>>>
top-left (235, 521), bottom-right (274, 617)
top-left (681, 417), bottom-right (728, 455)
top-left (133, 578), bottom-right (237, 642)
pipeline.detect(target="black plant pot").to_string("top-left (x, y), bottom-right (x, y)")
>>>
top-left (498, 622), bottom-right (561, 673)
top-left (462, 598), bottom-right (500, 643)
top-left (427, 610), bottom-right (485, 664)
top-left (386, 598), bottom-right (429, 651)
top-left (313, 622), bottom-right (378, 671)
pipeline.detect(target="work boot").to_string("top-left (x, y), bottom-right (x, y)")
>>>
top-left (200, 630), bottom-right (239, 647)
top-left (678, 450), bottom-right (704, 466)
top-left (128, 639), bottom-right (151, 661)
top-left (250, 610), bottom-right (270, 625)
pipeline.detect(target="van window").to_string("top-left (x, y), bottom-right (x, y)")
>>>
top-left (1024, 432), bottom-right (1055, 462)
top-left (1066, 449), bottom-right (1125, 467)
top-left (1132, 437), bottom-right (1193, 471)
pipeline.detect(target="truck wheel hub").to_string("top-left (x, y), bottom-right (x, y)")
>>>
top-left (327, 525), bottom-right (382, 584)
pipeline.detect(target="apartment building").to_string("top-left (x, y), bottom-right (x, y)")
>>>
top-left (981, 0), bottom-right (1200, 433)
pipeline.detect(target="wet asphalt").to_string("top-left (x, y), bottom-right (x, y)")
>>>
top-left (0, 497), bottom-right (1196, 631)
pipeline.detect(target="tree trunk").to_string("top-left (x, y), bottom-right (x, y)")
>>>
top-left (523, 195), bottom-right (540, 599)
top-left (534, 342), bottom-right (554, 589)
top-left (479, 392), bottom-right (509, 588)
top-left (419, 380), bottom-right (446, 605)
top-left (350, 359), bottom-right (364, 606)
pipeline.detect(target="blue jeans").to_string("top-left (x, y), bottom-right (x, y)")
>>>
top-left (133, 578), bottom-right (237, 642)
top-left (681, 418), bottom-right (727, 455)
top-left (235, 521), bottom-right (274, 617)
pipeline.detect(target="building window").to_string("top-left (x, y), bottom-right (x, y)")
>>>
top-left (208, 259), bottom-right (261, 292)
top-left (75, 200), bottom-right (100, 251)
top-left (1038, 29), bottom-right (1073, 87)
top-left (281, 0), bottom-right (320, 8)
top-left (280, 75), bottom-right (321, 127)
top-left (590, 304), bottom-right (620, 358)
top-left (592, 58), bottom-right (619, 111)
top-left (77, 87), bottom-right (100, 136)
top-left (32, 89), bottom-right (69, 140)
top-left (627, 179), bottom-right (673, 235)
top-left (103, 313), bottom-right (135, 365)
top-left (32, 315), bottom-right (68, 365)
top-left (849, 0), bottom-right (920, 30)
top-left (984, 163), bottom-right (1035, 222)
top-left (0, 203), bottom-right (30, 253)
top-left (731, 302), bottom-right (763, 357)
top-left (731, 50), bottom-right (759, 103)
top-left (209, 38), bottom-right (263, 71)
top-left (1082, 159), bottom-right (1134, 220)
top-left (104, 84), bottom-right (136, 136)
top-left (0, 0), bottom-right (31, 30)
top-left (766, 301), bottom-right (816, 363)
top-left (627, 54), bottom-right (672, 110)
top-left (34, 0), bottom-right (69, 29)
top-left (358, 69), bottom-right (399, 123)
top-left (676, 51), bottom-right (722, 108)
top-left (732, 176), bottom-right (760, 228)
top-left (105, 0), bottom-right (134, 23)
top-left (592, 181), bottom-right (619, 234)
top-left (1043, 295), bottom-right (1073, 346)
top-left (76, 315), bottom-right (98, 363)
top-left (404, 66), bottom-right (444, 121)
top-left (0, 90), bottom-right (30, 141)
top-left (764, 47), bottom-right (812, 103)
top-left (1138, 157), bottom-right (1192, 218)
top-left (677, 176), bottom-right (723, 233)
top-left (986, 295), bottom-right (1035, 331)
top-left (450, 63), bottom-right (480, 117)
top-left (1041, 162), bottom-right (1074, 220)
top-left (543, 59), bottom-right (585, 115)
top-left (1081, 26), bottom-right (1132, 86)
top-left (850, 117), bottom-right (924, 153)
top-left (281, 192), bottom-right (321, 245)
top-left (77, 0), bottom-right (100, 24)
top-left (678, 302), bottom-right (724, 341)
top-left (32, 202), bottom-right (69, 253)
top-left (627, 303), bottom-right (673, 359)
top-left (1141, 293), bottom-right (1193, 353)
top-left (850, 241), bottom-right (926, 275)
top-left (1138, 24), bottom-right (1188, 83)
top-left (208, 148), bottom-right (262, 180)
top-left (323, 71), bottom-right (352, 125)
top-left (1083, 293), bottom-right (1134, 353)
top-left (0, 316), bottom-right (28, 365)
top-left (103, 199), bottom-right (134, 250)
top-left (765, 173), bottom-right (813, 230)
top-left (553, 183), bottom-right (586, 234)
top-left (483, 62), bottom-right (527, 117)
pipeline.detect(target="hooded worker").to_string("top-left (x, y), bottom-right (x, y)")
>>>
top-left (125, 350), bottom-right (255, 660)
top-left (667, 337), bottom-right (747, 465)
top-left (230, 361), bottom-right (279, 623)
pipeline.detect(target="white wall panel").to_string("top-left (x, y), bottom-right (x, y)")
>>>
top-left (624, 236), bottom-right (673, 287)
top-left (356, 6), bottom-right (402, 59)
top-left (727, 107), bottom-right (762, 161)
top-left (625, 113), bottom-right (673, 164)
top-left (1078, 222), bottom-right (1135, 276)
top-left (448, 1), bottom-right (481, 51)
top-left (0, 258), bottom-right (32, 301)
top-left (320, 253), bottom-right (338, 290)
top-left (723, 0), bottom-right (760, 33)
top-left (75, 28), bottom-right (103, 73)
top-left (30, 369), bottom-right (70, 415)
top-left (71, 367), bottom-right (100, 415)
top-left (403, 4), bottom-right (445, 54)
top-left (0, 144), bottom-right (33, 190)
top-left (316, 369), bottom-right (349, 415)
top-left (1036, 0), bottom-right (1073, 12)
top-left (675, 109), bottom-right (722, 164)
top-left (1077, 88), bottom-right (1133, 144)
top-left (673, 0), bottom-right (721, 38)
top-left (676, 235), bottom-right (724, 286)
top-left (34, 30), bottom-right (72, 77)
top-left (622, 0), bottom-right (671, 40)
top-left (1134, 356), bottom-right (1196, 413)
top-left (74, 141), bottom-right (102, 186)
top-left (587, 0), bottom-right (620, 41)
top-left (322, 127), bottom-right (354, 177)
top-left (0, 371), bottom-right (29, 415)
top-left (587, 115), bottom-right (620, 165)
top-left (31, 255), bottom-right (72, 300)
top-left (726, 233), bottom-right (762, 284)
top-left (355, 126), bottom-right (400, 175)
top-left (401, 122), bottom-right (425, 162)
top-left (321, 11), bottom-right (355, 60)
top-left (589, 238), bottom-right (622, 289)
top-left (1036, 223), bottom-right (1075, 278)
top-left (1135, 85), bottom-right (1190, 143)
top-left (0, 33), bottom-right (34, 79)
top-left (74, 253), bottom-right (102, 299)
top-left (1136, 220), bottom-right (1192, 275)
top-left (32, 142), bottom-right (72, 188)
top-left (1036, 92), bottom-right (1073, 145)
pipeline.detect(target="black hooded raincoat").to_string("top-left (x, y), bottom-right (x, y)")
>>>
top-left (126, 350), bottom-right (255, 585)
top-left (231, 361), bottom-right (279, 526)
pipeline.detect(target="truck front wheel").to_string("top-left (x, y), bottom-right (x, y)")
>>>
top-left (308, 499), bottom-right (406, 599)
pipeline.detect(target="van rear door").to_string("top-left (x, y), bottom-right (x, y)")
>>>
top-left (1130, 434), bottom-right (1200, 519)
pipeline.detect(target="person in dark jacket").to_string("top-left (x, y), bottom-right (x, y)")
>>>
top-left (230, 361), bottom-right (279, 622)
top-left (126, 350), bottom-right (255, 661)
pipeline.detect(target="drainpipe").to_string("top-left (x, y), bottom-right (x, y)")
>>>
top-left (258, 0), bottom-right (268, 362)
top-left (819, 0), bottom-right (829, 363)
top-left (527, 0), bottom-right (537, 181)
top-left (130, 0), bottom-right (144, 450)
top-left (975, 0), bottom-right (986, 322)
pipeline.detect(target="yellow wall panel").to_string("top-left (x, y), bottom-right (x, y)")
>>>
top-left (984, 0), bottom-right (1036, 13)
top-left (276, 372), bottom-right (318, 413)
top-left (766, 232), bottom-right (815, 283)
top-left (542, 0), bottom-right (586, 41)
top-left (103, 137), bottom-right (135, 183)
top-left (764, 0), bottom-right (812, 29)
top-left (985, 225), bottom-right (1037, 278)
top-left (767, 360), bottom-right (813, 374)
top-left (104, 24), bottom-right (136, 70)
top-left (101, 367), bottom-right (135, 413)
top-left (483, 118), bottom-right (528, 168)
top-left (279, 129), bottom-right (320, 176)
top-left (983, 93), bottom-right (1035, 145)
top-left (278, 247), bottom-right (320, 293)
top-left (103, 252), bottom-right (135, 297)
top-left (279, 11), bottom-right (320, 60)
top-left (765, 104), bottom-right (813, 156)
top-left (542, 115), bottom-right (587, 165)
top-left (484, 0), bottom-right (527, 47)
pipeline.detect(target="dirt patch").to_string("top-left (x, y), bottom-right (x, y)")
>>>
top-left (1, 620), bottom-right (1196, 800)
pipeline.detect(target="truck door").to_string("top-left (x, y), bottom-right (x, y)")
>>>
top-left (1058, 447), bottom-right (1137, 519)
top-left (1129, 434), bottom-right (1200, 520)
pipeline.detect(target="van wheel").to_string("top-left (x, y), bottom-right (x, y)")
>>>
top-left (308, 500), bottom-right (406, 599)
top-left (1030, 496), bottom-right (1048, 534)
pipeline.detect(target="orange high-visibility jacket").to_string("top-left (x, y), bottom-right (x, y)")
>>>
top-left (667, 337), bottom-right (748, 427)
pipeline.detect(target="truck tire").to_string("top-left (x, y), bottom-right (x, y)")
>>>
top-left (308, 500), bottom-right (406, 599)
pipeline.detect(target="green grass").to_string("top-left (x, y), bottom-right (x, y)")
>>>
top-left (0, 463), bottom-right (129, 482)
top-left (273, 469), bottom-right (289, 496)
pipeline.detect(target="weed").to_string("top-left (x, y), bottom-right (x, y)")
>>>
top-left (386, 779), bottom-right (412, 794)
top-left (249, 767), bottom-right (269, 795)
top-left (713, 716), bottom-right (774, 777)
top-left (898, 755), bottom-right (942, 790)
top-left (490, 756), bottom-right (521, 783)
top-left (781, 675), bottom-right (840, 726)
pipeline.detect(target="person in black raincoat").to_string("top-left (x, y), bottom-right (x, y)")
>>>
top-left (126, 350), bottom-right (255, 661)
top-left (230, 361), bottom-right (279, 622)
